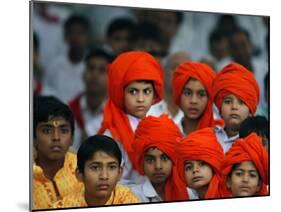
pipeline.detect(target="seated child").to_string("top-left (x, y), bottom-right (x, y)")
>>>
top-left (176, 128), bottom-right (225, 199)
top-left (53, 135), bottom-right (139, 208)
top-left (98, 51), bottom-right (163, 186)
top-left (217, 133), bottom-right (268, 197)
top-left (131, 115), bottom-right (188, 202)
top-left (172, 62), bottom-right (218, 135)
top-left (32, 96), bottom-right (82, 210)
top-left (212, 63), bottom-right (260, 153)
top-left (239, 116), bottom-right (269, 151)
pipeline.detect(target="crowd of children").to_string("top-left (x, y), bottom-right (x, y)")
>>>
top-left (32, 2), bottom-right (269, 211)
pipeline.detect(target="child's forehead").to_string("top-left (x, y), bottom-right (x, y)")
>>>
top-left (125, 80), bottom-right (153, 89)
top-left (89, 151), bottom-right (119, 163)
top-left (144, 147), bottom-right (165, 155)
top-left (233, 161), bottom-right (257, 171)
top-left (39, 116), bottom-right (70, 127)
top-left (223, 94), bottom-right (241, 100)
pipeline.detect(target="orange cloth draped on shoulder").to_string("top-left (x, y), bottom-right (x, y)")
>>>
top-left (212, 63), bottom-right (260, 114)
top-left (216, 133), bottom-right (268, 198)
top-left (172, 62), bottom-right (217, 129)
top-left (175, 127), bottom-right (224, 199)
top-left (132, 115), bottom-right (188, 201)
top-left (98, 51), bottom-right (164, 166)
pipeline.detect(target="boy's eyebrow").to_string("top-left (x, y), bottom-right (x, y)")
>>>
top-left (144, 154), bottom-right (155, 158)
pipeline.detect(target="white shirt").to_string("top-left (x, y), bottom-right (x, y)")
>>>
top-left (214, 125), bottom-right (239, 154)
top-left (131, 178), bottom-right (162, 203)
top-left (187, 187), bottom-right (199, 200)
top-left (103, 114), bottom-right (147, 187)
top-left (44, 54), bottom-right (85, 103)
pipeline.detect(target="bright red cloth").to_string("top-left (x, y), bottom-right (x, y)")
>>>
top-left (172, 62), bottom-right (217, 129)
top-left (216, 133), bottom-right (268, 197)
top-left (212, 63), bottom-right (260, 114)
top-left (132, 115), bottom-right (188, 201)
top-left (98, 51), bottom-right (163, 166)
top-left (176, 127), bottom-right (224, 199)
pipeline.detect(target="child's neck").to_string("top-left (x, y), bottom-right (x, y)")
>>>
top-left (152, 182), bottom-right (166, 200)
top-left (196, 185), bottom-right (209, 199)
top-left (225, 126), bottom-right (239, 138)
top-left (84, 191), bottom-right (109, 206)
top-left (182, 117), bottom-right (199, 136)
top-left (36, 155), bottom-right (65, 180)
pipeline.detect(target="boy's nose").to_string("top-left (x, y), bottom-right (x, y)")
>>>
top-left (99, 168), bottom-right (109, 180)
top-left (190, 94), bottom-right (198, 104)
top-left (155, 158), bottom-right (163, 170)
top-left (137, 93), bottom-right (145, 102)
top-left (52, 128), bottom-right (60, 141)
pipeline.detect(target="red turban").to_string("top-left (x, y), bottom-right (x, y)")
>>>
top-left (132, 115), bottom-right (188, 201)
top-left (98, 51), bottom-right (163, 166)
top-left (216, 133), bottom-right (268, 197)
top-left (172, 62), bottom-right (217, 129)
top-left (176, 127), bottom-right (224, 199)
top-left (212, 63), bottom-right (260, 114)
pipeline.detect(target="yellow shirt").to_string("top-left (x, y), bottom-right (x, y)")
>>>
top-left (33, 152), bottom-right (83, 210)
top-left (53, 184), bottom-right (140, 209)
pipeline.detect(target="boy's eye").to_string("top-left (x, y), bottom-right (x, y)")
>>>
top-left (145, 158), bottom-right (154, 164)
top-left (223, 99), bottom-right (231, 104)
top-left (161, 155), bottom-right (169, 161)
top-left (249, 172), bottom-right (258, 178)
top-left (128, 89), bottom-right (137, 95)
top-left (144, 88), bottom-right (152, 95)
top-left (90, 165), bottom-right (100, 171)
top-left (199, 161), bottom-right (206, 167)
top-left (61, 128), bottom-right (70, 134)
top-left (184, 164), bottom-right (192, 171)
top-left (42, 128), bottom-right (52, 134)
top-left (198, 91), bottom-right (207, 97)
top-left (183, 90), bottom-right (192, 96)
top-left (234, 171), bottom-right (243, 177)
top-left (238, 99), bottom-right (246, 105)
top-left (109, 165), bottom-right (118, 170)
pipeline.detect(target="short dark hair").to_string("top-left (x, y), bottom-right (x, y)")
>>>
top-left (106, 17), bottom-right (135, 38)
top-left (77, 135), bottom-right (122, 173)
top-left (131, 22), bottom-right (163, 44)
top-left (64, 14), bottom-right (90, 36)
top-left (175, 11), bottom-right (184, 24)
top-left (85, 48), bottom-right (115, 65)
top-left (33, 96), bottom-right (75, 138)
top-left (239, 116), bottom-right (269, 139)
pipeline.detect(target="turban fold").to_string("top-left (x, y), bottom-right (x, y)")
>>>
top-left (98, 51), bottom-right (163, 165)
top-left (176, 127), bottom-right (224, 199)
top-left (172, 62), bottom-right (217, 129)
top-left (132, 115), bottom-right (188, 201)
top-left (212, 63), bottom-right (260, 114)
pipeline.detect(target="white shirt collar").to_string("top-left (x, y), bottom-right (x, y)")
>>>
top-left (142, 179), bottom-right (162, 200)
top-left (127, 114), bottom-right (140, 132)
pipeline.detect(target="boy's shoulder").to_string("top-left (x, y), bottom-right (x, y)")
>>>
top-left (113, 184), bottom-right (140, 204)
top-left (52, 189), bottom-right (86, 209)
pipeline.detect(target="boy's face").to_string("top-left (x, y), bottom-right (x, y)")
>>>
top-left (221, 94), bottom-right (251, 131)
top-left (184, 160), bottom-right (213, 190)
top-left (84, 56), bottom-right (108, 95)
top-left (124, 81), bottom-right (155, 119)
top-left (227, 161), bottom-right (261, 197)
top-left (65, 24), bottom-right (89, 50)
top-left (108, 29), bottom-right (131, 55)
top-left (143, 147), bottom-right (173, 185)
top-left (180, 78), bottom-right (208, 120)
top-left (34, 117), bottom-right (73, 161)
top-left (78, 151), bottom-right (122, 202)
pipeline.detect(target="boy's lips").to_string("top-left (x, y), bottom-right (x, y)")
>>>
top-left (192, 176), bottom-right (204, 183)
top-left (230, 114), bottom-right (240, 119)
top-left (152, 172), bottom-right (166, 178)
top-left (97, 184), bottom-right (110, 190)
top-left (136, 106), bottom-right (146, 111)
top-left (50, 145), bottom-right (62, 152)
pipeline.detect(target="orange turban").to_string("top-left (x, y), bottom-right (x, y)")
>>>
top-left (176, 127), bottom-right (224, 199)
top-left (172, 62), bottom-right (217, 129)
top-left (98, 51), bottom-right (163, 166)
top-left (212, 63), bottom-right (260, 114)
top-left (216, 133), bottom-right (268, 197)
top-left (132, 115), bottom-right (188, 201)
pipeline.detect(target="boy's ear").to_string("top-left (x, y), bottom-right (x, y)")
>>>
top-left (75, 168), bottom-right (83, 182)
top-left (226, 176), bottom-right (232, 190)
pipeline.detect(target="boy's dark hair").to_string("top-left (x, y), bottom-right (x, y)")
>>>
top-left (239, 116), bottom-right (269, 139)
top-left (209, 29), bottom-right (227, 45)
top-left (64, 14), bottom-right (90, 36)
top-left (77, 135), bottom-right (122, 173)
top-left (33, 96), bottom-right (75, 138)
top-left (33, 32), bottom-right (39, 51)
top-left (85, 48), bottom-right (115, 65)
top-left (106, 17), bottom-right (135, 38)
top-left (131, 22), bottom-right (163, 44)
top-left (174, 11), bottom-right (184, 24)
top-left (264, 72), bottom-right (269, 90)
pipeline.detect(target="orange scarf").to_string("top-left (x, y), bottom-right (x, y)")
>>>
top-left (98, 51), bottom-right (163, 166)
top-left (132, 115), bottom-right (188, 201)
top-left (212, 63), bottom-right (260, 114)
top-left (176, 127), bottom-right (224, 199)
top-left (215, 133), bottom-right (268, 197)
top-left (172, 62), bottom-right (217, 129)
